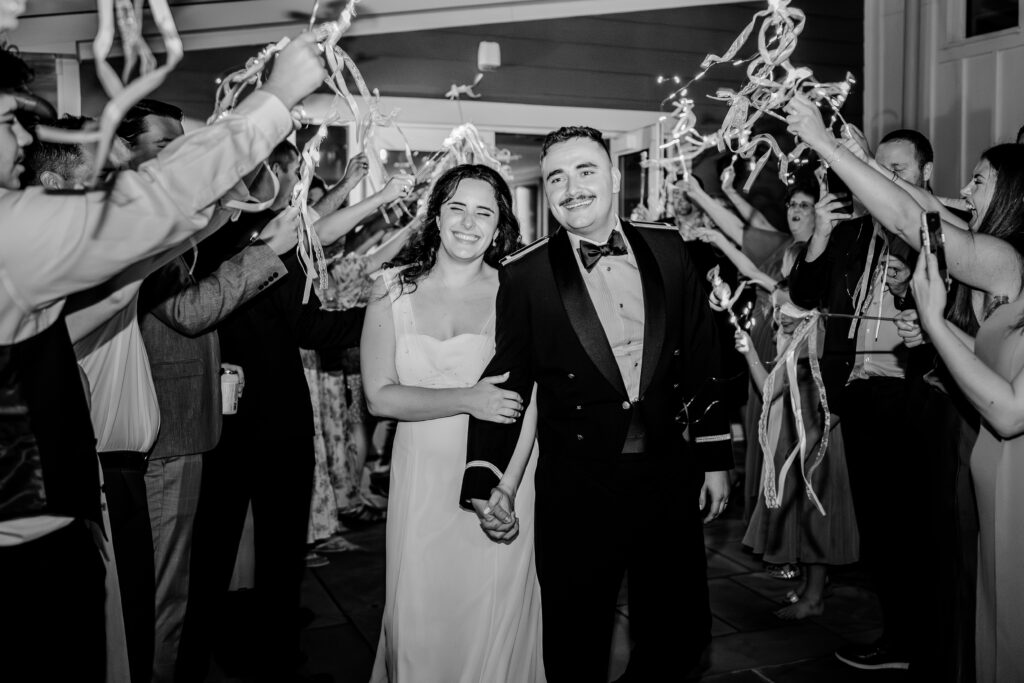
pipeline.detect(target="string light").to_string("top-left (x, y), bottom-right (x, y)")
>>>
top-left (643, 0), bottom-right (857, 217)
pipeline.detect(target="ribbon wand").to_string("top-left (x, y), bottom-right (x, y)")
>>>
top-left (707, 265), bottom-right (753, 332)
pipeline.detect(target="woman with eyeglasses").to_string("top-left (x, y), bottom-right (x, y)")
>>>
top-left (709, 239), bottom-right (860, 621)
top-left (682, 173), bottom-right (825, 540)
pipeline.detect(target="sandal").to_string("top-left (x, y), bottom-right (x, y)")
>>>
top-left (766, 563), bottom-right (801, 581)
top-left (315, 535), bottom-right (362, 553)
top-left (304, 551), bottom-right (329, 568)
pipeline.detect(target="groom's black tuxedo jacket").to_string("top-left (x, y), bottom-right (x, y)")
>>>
top-left (460, 219), bottom-right (733, 505)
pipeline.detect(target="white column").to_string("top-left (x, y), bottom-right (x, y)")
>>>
top-left (54, 56), bottom-right (81, 116)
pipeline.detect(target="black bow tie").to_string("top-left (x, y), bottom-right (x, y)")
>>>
top-left (578, 231), bottom-right (628, 271)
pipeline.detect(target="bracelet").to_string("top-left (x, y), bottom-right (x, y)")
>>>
top-left (824, 137), bottom-right (844, 167)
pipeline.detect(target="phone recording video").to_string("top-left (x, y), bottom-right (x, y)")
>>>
top-left (825, 169), bottom-right (853, 214)
top-left (922, 211), bottom-right (950, 288)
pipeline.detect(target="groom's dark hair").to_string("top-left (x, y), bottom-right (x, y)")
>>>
top-left (540, 126), bottom-right (608, 161)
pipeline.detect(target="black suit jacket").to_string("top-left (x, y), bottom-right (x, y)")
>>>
top-left (787, 215), bottom-right (929, 414)
top-left (460, 220), bottom-right (733, 505)
top-left (139, 243), bottom-right (286, 459)
top-left (216, 253), bottom-right (365, 444)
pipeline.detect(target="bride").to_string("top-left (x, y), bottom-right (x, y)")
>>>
top-left (361, 164), bottom-right (545, 682)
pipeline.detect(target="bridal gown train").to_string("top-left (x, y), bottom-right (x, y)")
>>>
top-left (369, 269), bottom-right (545, 683)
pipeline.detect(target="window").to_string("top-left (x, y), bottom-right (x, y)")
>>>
top-left (966, 0), bottom-right (1019, 37)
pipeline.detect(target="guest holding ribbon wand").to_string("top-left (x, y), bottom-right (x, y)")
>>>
top-left (787, 92), bottom-right (1024, 680)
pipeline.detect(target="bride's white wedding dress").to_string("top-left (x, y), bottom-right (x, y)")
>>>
top-left (370, 268), bottom-right (545, 683)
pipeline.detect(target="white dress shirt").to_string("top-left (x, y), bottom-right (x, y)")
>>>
top-left (0, 90), bottom-right (293, 345)
top-left (0, 91), bottom-right (292, 545)
top-left (567, 222), bottom-right (646, 401)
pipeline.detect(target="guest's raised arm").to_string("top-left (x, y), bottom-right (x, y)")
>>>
top-left (786, 93), bottom-right (1021, 301)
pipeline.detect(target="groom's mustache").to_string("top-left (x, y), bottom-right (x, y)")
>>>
top-left (559, 193), bottom-right (596, 207)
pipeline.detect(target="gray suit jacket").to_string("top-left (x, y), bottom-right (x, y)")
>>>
top-left (140, 242), bottom-right (286, 459)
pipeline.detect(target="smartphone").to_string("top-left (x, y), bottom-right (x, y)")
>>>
top-left (817, 165), bottom-right (853, 215)
top-left (825, 168), bottom-right (852, 207)
top-left (922, 211), bottom-right (950, 288)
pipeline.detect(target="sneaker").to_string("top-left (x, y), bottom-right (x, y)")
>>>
top-left (835, 641), bottom-right (910, 670)
top-left (304, 551), bottom-right (329, 568)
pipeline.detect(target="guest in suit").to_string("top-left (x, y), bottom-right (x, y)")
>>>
top-left (462, 126), bottom-right (733, 682)
top-left (176, 147), bottom-right (412, 682)
top-left (139, 240), bottom-right (294, 683)
top-left (117, 99), bottom-right (301, 683)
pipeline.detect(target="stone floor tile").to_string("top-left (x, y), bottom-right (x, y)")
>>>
top-left (709, 577), bottom-right (800, 633)
top-left (705, 622), bottom-right (849, 674)
top-left (712, 615), bottom-right (738, 637)
top-left (700, 671), bottom-right (775, 683)
top-left (731, 571), bottom-right (804, 605)
top-left (705, 535), bottom-right (765, 572)
top-left (286, 499), bottom-right (886, 682)
top-left (301, 623), bottom-right (376, 683)
top-left (301, 571), bottom-right (349, 629)
top-left (761, 654), bottom-right (909, 682)
top-left (808, 586), bottom-right (884, 636)
top-left (707, 548), bottom-right (755, 578)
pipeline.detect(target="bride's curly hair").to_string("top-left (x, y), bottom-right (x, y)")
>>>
top-left (387, 164), bottom-right (521, 291)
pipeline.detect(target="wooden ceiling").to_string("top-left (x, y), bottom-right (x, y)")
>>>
top-left (73, 1), bottom-right (863, 130)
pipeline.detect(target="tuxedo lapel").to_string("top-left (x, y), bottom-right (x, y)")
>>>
top-left (548, 229), bottom-right (628, 398)
top-left (622, 223), bottom-right (666, 397)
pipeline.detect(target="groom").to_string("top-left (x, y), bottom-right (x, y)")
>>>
top-left (461, 126), bottom-right (732, 681)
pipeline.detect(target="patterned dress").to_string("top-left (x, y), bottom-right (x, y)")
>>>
top-left (304, 253), bottom-right (374, 543)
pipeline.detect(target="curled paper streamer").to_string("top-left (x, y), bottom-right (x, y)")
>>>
top-left (407, 122), bottom-right (513, 219)
top-left (208, 1), bottom-right (411, 302)
top-left (446, 73), bottom-right (484, 101)
top-left (706, 265), bottom-right (751, 331)
top-left (757, 311), bottom-right (830, 516)
top-left (643, 0), bottom-right (856, 209)
top-left (36, 0), bottom-right (184, 186)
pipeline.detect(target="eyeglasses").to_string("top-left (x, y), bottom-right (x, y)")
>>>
top-left (786, 201), bottom-right (815, 211)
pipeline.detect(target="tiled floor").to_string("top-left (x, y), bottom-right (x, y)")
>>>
top-left (282, 509), bottom-right (908, 683)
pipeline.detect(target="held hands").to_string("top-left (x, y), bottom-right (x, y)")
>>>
top-left (700, 470), bottom-right (731, 524)
top-left (466, 372), bottom-right (524, 424)
top-left (262, 32), bottom-right (329, 110)
top-left (471, 486), bottom-right (519, 543)
top-left (911, 247), bottom-right (948, 333)
top-left (895, 309), bottom-right (926, 348)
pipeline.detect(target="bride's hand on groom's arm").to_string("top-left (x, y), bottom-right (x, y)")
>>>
top-left (471, 486), bottom-right (519, 544)
top-left (464, 372), bottom-right (524, 424)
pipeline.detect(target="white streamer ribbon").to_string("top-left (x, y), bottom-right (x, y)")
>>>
top-left (758, 311), bottom-right (830, 517)
top-left (36, 0), bottom-right (184, 186)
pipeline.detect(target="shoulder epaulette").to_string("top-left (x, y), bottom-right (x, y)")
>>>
top-left (500, 235), bottom-right (550, 266)
top-left (626, 219), bottom-right (675, 230)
